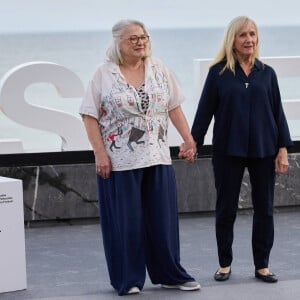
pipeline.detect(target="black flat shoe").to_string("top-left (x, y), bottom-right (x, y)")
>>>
top-left (255, 270), bottom-right (278, 283)
top-left (214, 268), bottom-right (231, 281)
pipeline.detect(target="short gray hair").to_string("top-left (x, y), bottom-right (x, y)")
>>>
top-left (106, 19), bottom-right (152, 64)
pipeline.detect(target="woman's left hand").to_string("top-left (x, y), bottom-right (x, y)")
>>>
top-left (275, 147), bottom-right (289, 175)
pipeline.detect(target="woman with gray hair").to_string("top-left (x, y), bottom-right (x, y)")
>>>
top-left (191, 16), bottom-right (293, 283)
top-left (80, 19), bottom-right (200, 295)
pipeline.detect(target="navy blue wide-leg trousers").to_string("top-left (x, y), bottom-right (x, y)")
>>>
top-left (97, 165), bottom-right (194, 295)
top-left (212, 155), bottom-right (276, 270)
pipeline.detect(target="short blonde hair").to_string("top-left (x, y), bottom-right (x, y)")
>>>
top-left (106, 19), bottom-right (152, 64)
top-left (212, 16), bottom-right (260, 74)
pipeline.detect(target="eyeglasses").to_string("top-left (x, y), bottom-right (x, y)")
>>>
top-left (126, 35), bottom-right (150, 44)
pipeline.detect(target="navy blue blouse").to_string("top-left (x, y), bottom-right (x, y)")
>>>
top-left (191, 59), bottom-right (293, 157)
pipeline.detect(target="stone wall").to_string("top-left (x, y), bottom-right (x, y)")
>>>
top-left (0, 154), bottom-right (299, 222)
top-left (174, 154), bottom-right (300, 212)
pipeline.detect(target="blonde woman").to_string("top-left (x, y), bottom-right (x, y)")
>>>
top-left (192, 16), bottom-right (293, 283)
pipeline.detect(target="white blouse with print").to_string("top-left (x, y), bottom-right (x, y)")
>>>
top-left (79, 57), bottom-right (185, 171)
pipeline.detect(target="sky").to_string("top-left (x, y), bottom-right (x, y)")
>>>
top-left (1, 0), bottom-right (300, 33)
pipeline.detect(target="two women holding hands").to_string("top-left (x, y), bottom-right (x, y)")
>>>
top-left (80, 15), bottom-right (292, 296)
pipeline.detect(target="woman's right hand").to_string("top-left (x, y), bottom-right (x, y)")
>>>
top-left (81, 115), bottom-right (112, 179)
top-left (95, 151), bottom-right (112, 179)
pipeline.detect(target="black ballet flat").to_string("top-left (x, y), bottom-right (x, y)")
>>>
top-left (214, 268), bottom-right (231, 281)
top-left (255, 270), bottom-right (278, 283)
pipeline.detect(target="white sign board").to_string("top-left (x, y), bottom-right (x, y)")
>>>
top-left (0, 177), bottom-right (27, 293)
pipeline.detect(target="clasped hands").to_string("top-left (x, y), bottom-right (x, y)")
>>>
top-left (178, 140), bottom-right (197, 163)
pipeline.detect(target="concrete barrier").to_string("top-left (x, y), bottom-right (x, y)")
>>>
top-left (0, 153), bottom-right (299, 222)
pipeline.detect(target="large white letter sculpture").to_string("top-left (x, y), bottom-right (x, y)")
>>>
top-left (0, 62), bottom-right (91, 153)
top-left (1, 58), bottom-right (299, 154)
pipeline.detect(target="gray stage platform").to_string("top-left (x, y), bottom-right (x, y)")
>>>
top-left (1, 210), bottom-right (300, 300)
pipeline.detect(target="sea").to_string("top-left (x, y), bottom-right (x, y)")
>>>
top-left (1, 26), bottom-right (300, 153)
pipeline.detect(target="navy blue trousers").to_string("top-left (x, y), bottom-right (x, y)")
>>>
top-left (97, 165), bottom-right (194, 296)
top-left (212, 155), bottom-right (276, 270)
